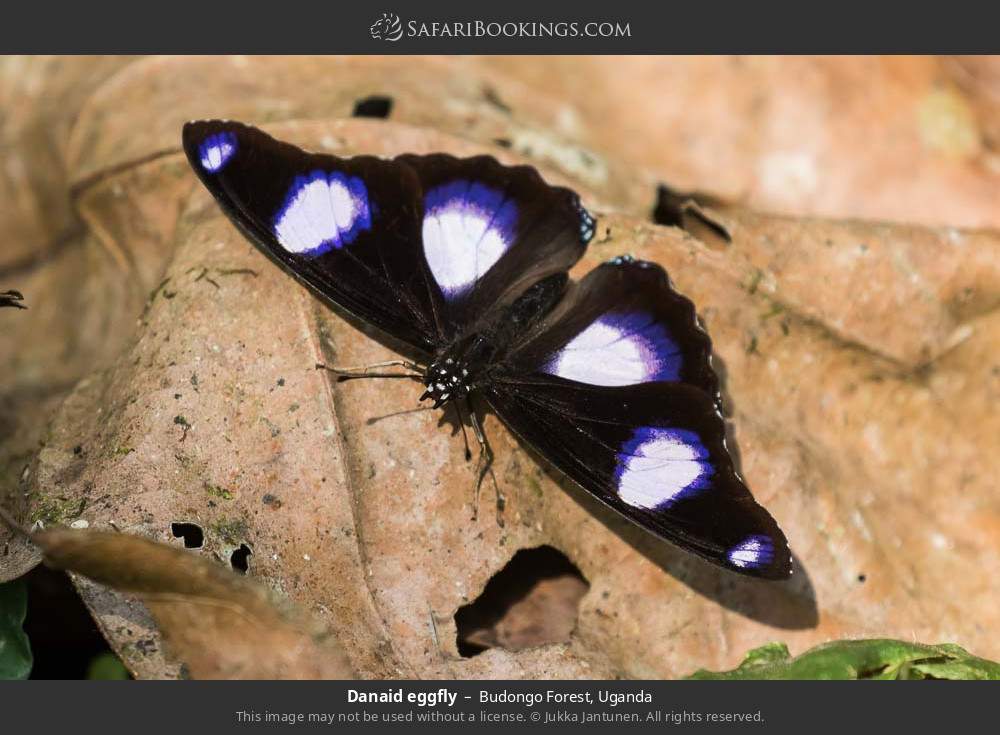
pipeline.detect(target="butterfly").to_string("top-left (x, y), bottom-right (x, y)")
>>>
top-left (182, 120), bottom-right (792, 579)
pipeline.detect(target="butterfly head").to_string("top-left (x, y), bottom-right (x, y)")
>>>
top-left (419, 357), bottom-right (471, 409)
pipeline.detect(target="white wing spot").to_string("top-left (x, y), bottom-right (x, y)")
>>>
top-left (543, 313), bottom-right (680, 386)
top-left (422, 181), bottom-right (517, 299)
top-left (615, 428), bottom-right (711, 509)
top-left (727, 535), bottom-right (775, 570)
top-left (273, 171), bottom-right (371, 256)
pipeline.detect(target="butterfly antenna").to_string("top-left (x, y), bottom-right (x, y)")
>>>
top-left (365, 405), bottom-right (435, 425)
top-left (316, 359), bottom-right (424, 382)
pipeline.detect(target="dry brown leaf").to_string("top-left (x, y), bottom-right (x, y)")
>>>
top-left (29, 526), bottom-right (353, 679)
top-left (481, 56), bottom-right (1000, 229)
top-left (461, 578), bottom-right (590, 654)
top-left (681, 207), bottom-right (1000, 367)
top-left (454, 546), bottom-right (591, 656)
top-left (0, 57), bottom-right (146, 581)
top-left (65, 56), bottom-right (639, 235)
top-left (0, 56), bottom-right (135, 268)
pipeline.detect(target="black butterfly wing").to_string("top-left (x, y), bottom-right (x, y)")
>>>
top-left (394, 153), bottom-right (594, 339)
top-left (183, 120), bottom-right (594, 354)
top-left (485, 258), bottom-right (791, 579)
top-left (183, 119), bottom-right (447, 355)
top-left (502, 257), bottom-right (721, 396)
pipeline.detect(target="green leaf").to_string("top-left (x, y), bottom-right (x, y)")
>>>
top-left (86, 652), bottom-right (130, 680)
top-left (738, 641), bottom-right (791, 668)
top-left (0, 579), bottom-right (32, 680)
top-left (687, 639), bottom-right (1000, 680)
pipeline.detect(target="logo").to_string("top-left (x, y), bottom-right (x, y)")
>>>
top-left (370, 12), bottom-right (403, 41)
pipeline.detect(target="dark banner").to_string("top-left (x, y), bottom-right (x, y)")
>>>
top-left (0, 0), bottom-right (997, 53)
top-left (0, 680), bottom-right (992, 731)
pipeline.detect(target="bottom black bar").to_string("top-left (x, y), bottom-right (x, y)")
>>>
top-left (0, 680), bottom-right (990, 731)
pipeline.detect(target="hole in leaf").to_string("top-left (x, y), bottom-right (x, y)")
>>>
top-left (352, 95), bottom-right (393, 119)
top-left (0, 289), bottom-right (26, 309)
top-left (455, 545), bottom-right (589, 658)
top-left (482, 85), bottom-right (512, 114)
top-left (230, 543), bottom-right (252, 574)
top-left (652, 183), bottom-right (732, 250)
top-left (170, 522), bottom-right (203, 549)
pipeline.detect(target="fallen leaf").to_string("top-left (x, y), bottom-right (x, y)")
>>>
top-left (0, 56), bottom-right (135, 268)
top-left (0, 57), bottom-right (147, 583)
top-left (30, 526), bottom-right (353, 680)
top-left (481, 56), bottom-right (1000, 229)
top-left (30, 126), bottom-right (1000, 677)
top-left (456, 546), bottom-right (590, 656)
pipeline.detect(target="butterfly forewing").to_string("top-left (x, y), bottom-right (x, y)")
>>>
top-left (396, 153), bottom-right (593, 339)
top-left (183, 121), bottom-right (594, 353)
top-left (184, 120), bottom-right (444, 353)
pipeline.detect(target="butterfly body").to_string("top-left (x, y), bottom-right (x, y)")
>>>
top-left (183, 120), bottom-right (793, 580)
top-left (422, 273), bottom-right (569, 408)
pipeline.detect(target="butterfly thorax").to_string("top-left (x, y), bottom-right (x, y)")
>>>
top-left (420, 274), bottom-right (571, 409)
top-left (420, 356), bottom-right (473, 409)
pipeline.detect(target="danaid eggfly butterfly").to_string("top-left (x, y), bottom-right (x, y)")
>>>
top-left (182, 120), bottom-right (792, 579)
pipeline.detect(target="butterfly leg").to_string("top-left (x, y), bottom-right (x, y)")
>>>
top-left (315, 359), bottom-right (424, 382)
top-left (453, 402), bottom-right (473, 462)
top-left (468, 403), bottom-right (505, 528)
